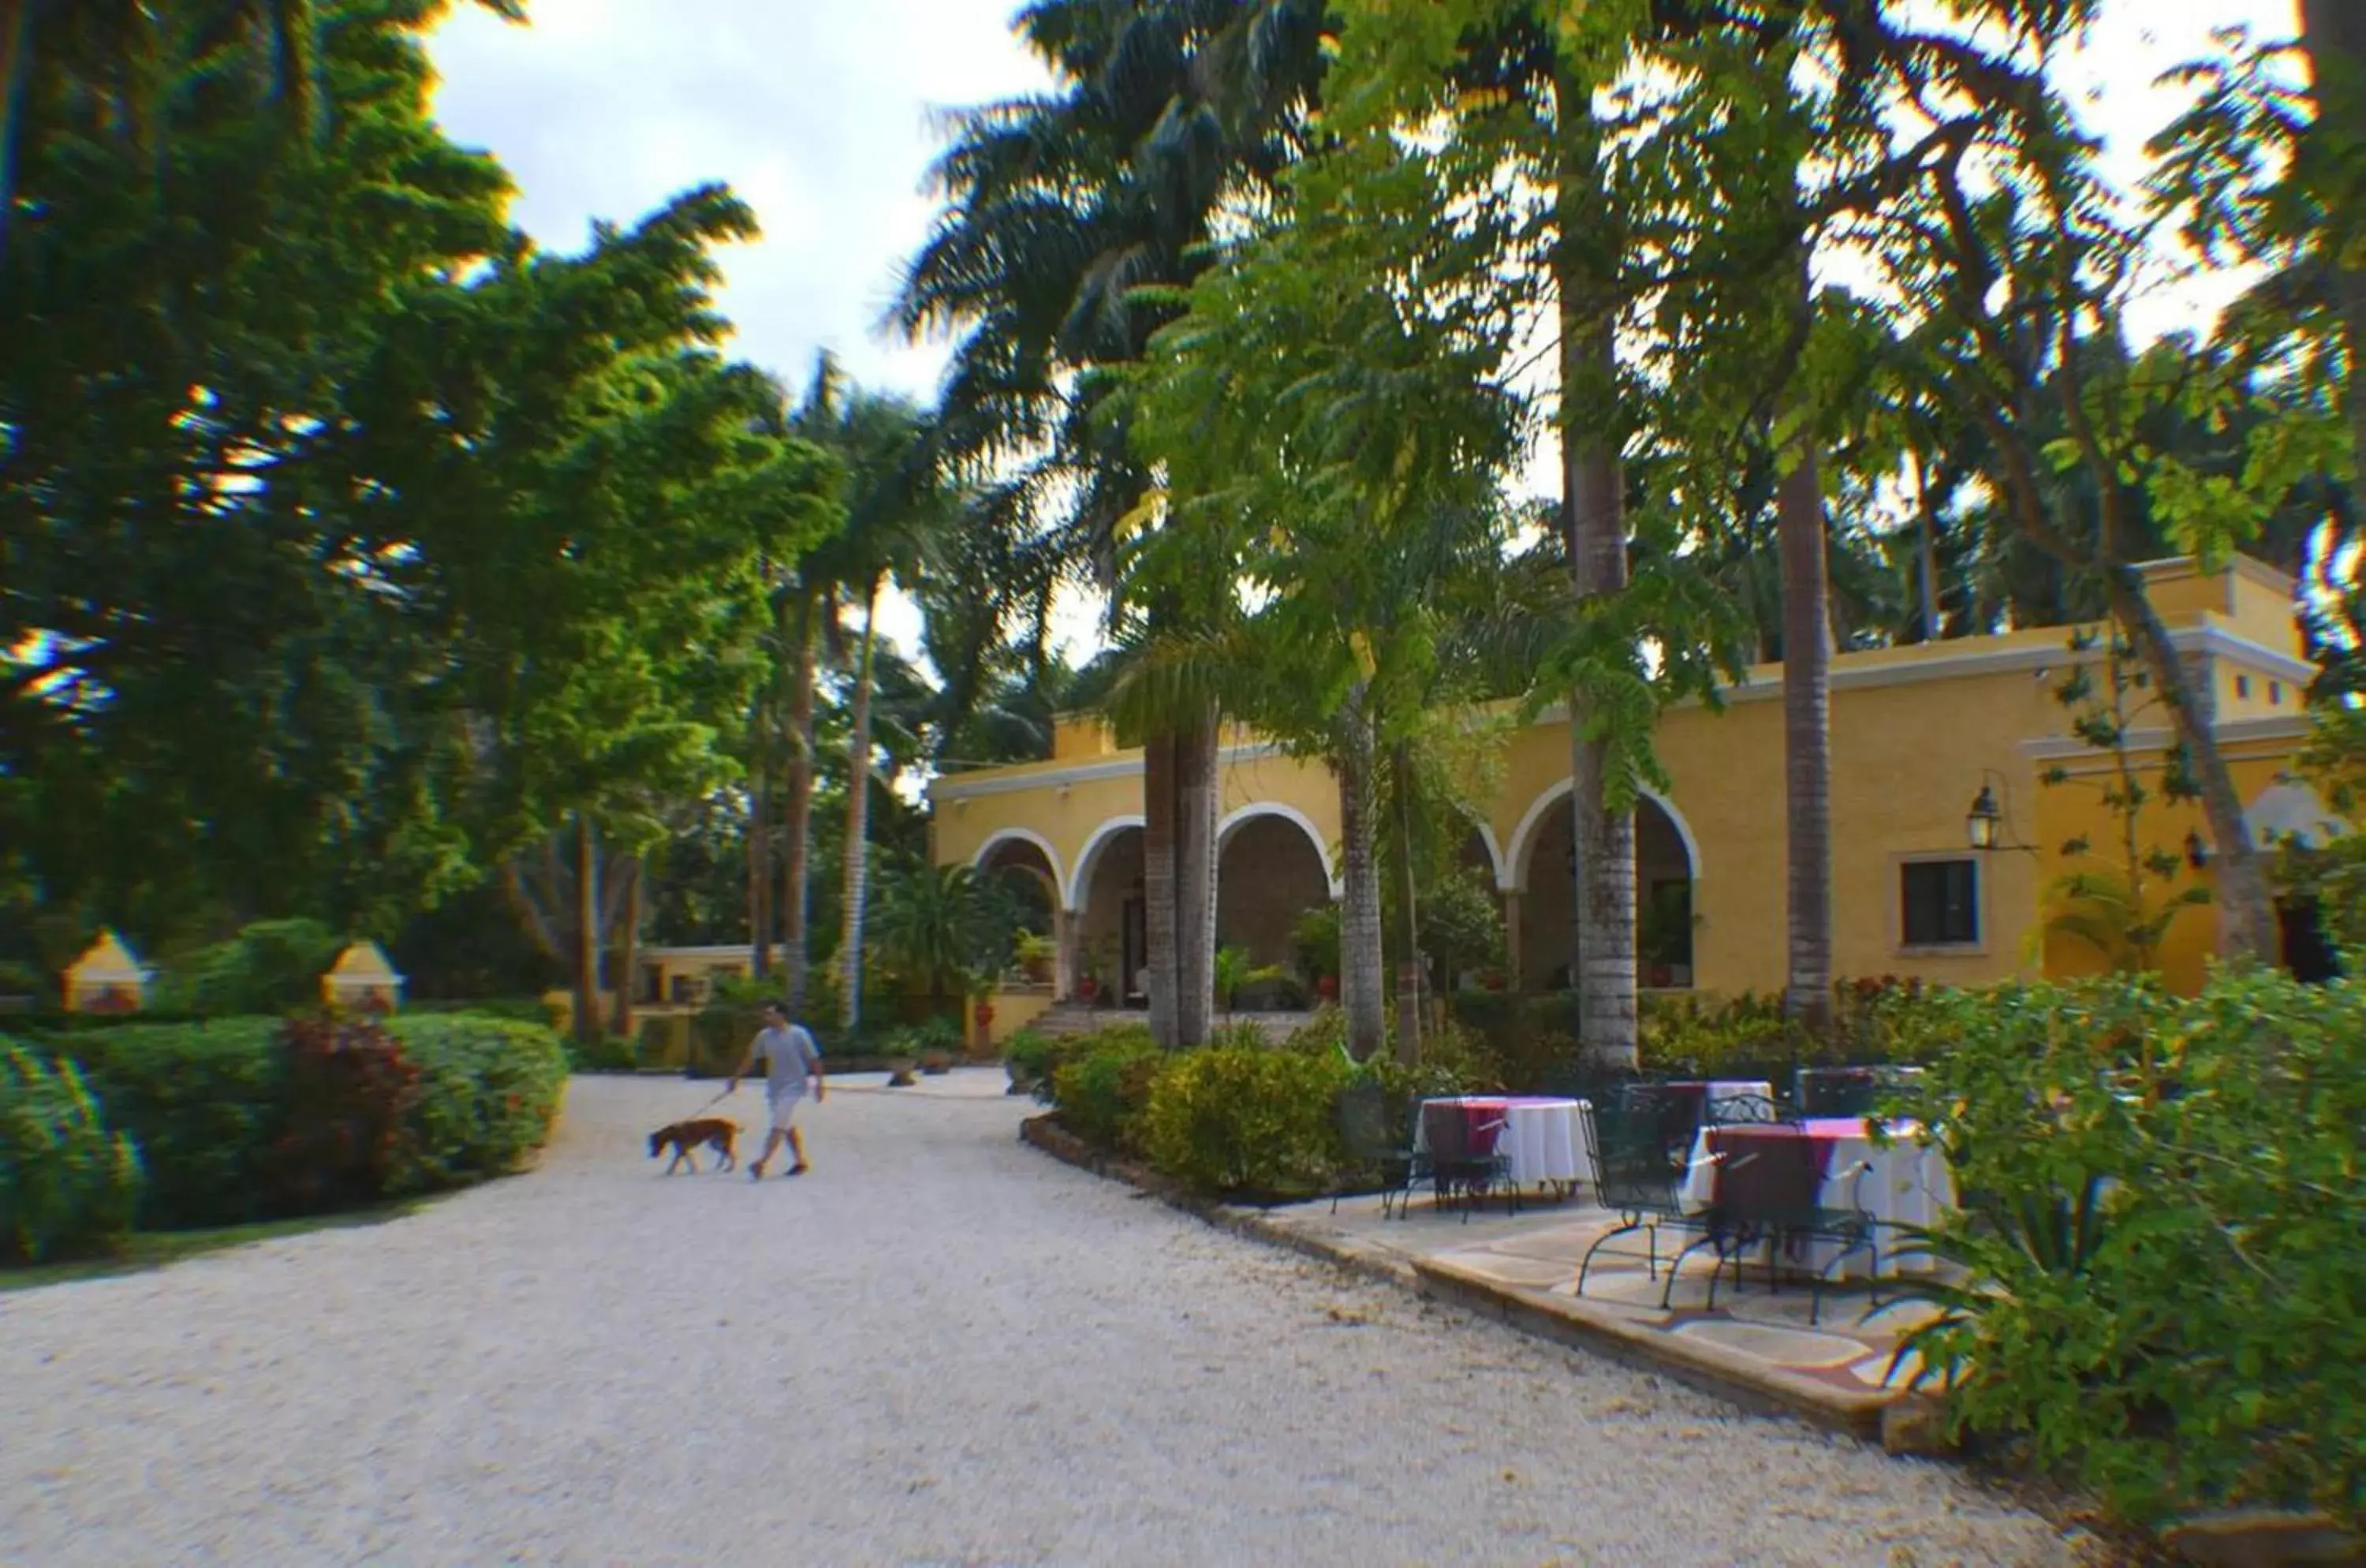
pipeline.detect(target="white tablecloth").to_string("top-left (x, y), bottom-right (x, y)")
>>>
top-left (1677, 1118), bottom-right (1955, 1280)
top-left (1415, 1097), bottom-right (1595, 1188)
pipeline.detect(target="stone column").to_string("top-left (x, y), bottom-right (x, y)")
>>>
top-left (1502, 890), bottom-right (1524, 991)
top-left (1053, 905), bottom-right (1077, 1001)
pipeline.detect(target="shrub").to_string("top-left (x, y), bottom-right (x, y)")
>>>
top-left (1047, 1025), bottom-right (1160, 1152)
top-left (636, 1012), bottom-right (692, 1070)
top-left (1888, 970), bottom-right (2365, 1530)
top-left (267, 1017), bottom-right (421, 1216)
top-left (1002, 1028), bottom-right (1059, 1081)
top-left (566, 1032), bottom-right (641, 1073)
top-left (0, 1042), bottom-right (142, 1263)
top-left (386, 1013), bottom-right (568, 1195)
top-left (1140, 1045), bottom-right (1353, 1199)
top-left (32, 1018), bottom-right (284, 1228)
top-left (155, 919), bottom-right (345, 1016)
top-left (24, 1010), bottom-right (565, 1230)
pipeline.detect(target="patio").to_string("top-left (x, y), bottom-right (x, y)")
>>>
top-left (1252, 1188), bottom-right (1957, 1439)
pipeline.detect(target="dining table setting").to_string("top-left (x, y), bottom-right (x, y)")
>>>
top-left (1676, 1114), bottom-right (1954, 1280)
top-left (1412, 1093), bottom-right (1595, 1196)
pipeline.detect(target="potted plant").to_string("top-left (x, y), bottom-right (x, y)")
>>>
top-left (1639, 883), bottom-right (1693, 990)
top-left (1015, 931), bottom-right (1054, 986)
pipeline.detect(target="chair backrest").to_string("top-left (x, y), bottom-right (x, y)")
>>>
top-left (1420, 1100), bottom-right (1473, 1161)
top-left (1706, 1127), bottom-right (1824, 1225)
top-left (1707, 1092), bottom-right (1780, 1126)
top-left (1584, 1103), bottom-right (1684, 1215)
top-left (1619, 1081), bottom-right (1707, 1163)
top-left (1796, 1066), bottom-right (1877, 1118)
top-left (1335, 1079), bottom-right (1394, 1159)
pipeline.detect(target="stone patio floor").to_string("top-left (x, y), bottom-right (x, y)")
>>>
top-left (1248, 1187), bottom-right (1956, 1435)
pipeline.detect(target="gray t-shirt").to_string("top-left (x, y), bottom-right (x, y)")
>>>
top-left (755, 1023), bottom-right (821, 1099)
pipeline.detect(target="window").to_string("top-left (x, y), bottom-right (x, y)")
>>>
top-left (2269, 680), bottom-right (2283, 706)
top-left (1901, 859), bottom-right (1979, 948)
top-left (2235, 674), bottom-right (2252, 700)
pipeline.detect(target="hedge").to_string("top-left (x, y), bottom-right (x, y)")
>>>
top-left (0, 1044), bottom-right (143, 1263)
top-left (10, 1012), bottom-right (566, 1231)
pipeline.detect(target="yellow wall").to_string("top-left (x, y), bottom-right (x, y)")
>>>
top-left (934, 558), bottom-right (2314, 1000)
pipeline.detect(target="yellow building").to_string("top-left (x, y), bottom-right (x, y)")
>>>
top-left (931, 556), bottom-right (2345, 1006)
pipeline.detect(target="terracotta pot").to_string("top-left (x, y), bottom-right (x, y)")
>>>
top-left (1079, 976), bottom-right (1099, 1002)
top-left (1315, 975), bottom-right (1338, 1001)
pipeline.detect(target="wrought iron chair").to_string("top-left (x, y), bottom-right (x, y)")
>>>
top-left (1618, 1081), bottom-right (1709, 1167)
top-left (1576, 1103), bottom-right (1717, 1305)
top-left (1417, 1100), bottom-right (1512, 1221)
top-left (1698, 1129), bottom-right (1880, 1325)
top-left (1330, 1079), bottom-right (1416, 1220)
top-left (1705, 1092), bottom-right (1782, 1126)
top-left (1796, 1066), bottom-right (1879, 1119)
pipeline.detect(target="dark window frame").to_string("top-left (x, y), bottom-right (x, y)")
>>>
top-left (1901, 858), bottom-right (1980, 949)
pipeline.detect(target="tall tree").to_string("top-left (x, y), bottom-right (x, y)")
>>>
top-left (896, 0), bottom-right (1324, 1049)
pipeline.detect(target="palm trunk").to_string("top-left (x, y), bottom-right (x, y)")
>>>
top-left (748, 729), bottom-right (772, 980)
top-left (1778, 442), bottom-right (1834, 1033)
top-left (838, 572), bottom-right (884, 1038)
top-left (610, 854), bottom-right (641, 1039)
top-left (1561, 302), bottom-right (1639, 1070)
top-left (1335, 693), bottom-right (1387, 1061)
top-left (573, 814), bottom-right (600, 1047)
top-left (1389, 738), bottom-right (1423, 1067)
top-left (2103, 567), bottom-right (2279, 965)
top-left (1916, 467), bottom-right (1942, 643)
top-left (1143, 733), bottom-right (1179, 1048)
top-left (1173, 706), bottom-right (1219, 1050)
top-left (0, 0), bottom-right (32, 267)
top-left (781, 588), bottom-right (818, 1017)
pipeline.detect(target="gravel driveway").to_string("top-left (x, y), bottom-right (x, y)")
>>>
top-left (0, 1073), bottom-right (2080, 1566)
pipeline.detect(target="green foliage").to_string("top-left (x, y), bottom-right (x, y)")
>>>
top-left (0, 1043), bottom-right (143, 1264)
top-left (33, 1020), bottom-right (286, 1229)
top-left (868, 861), bottom-right (1020, 1000)
top-left (1885, 973), bottom-right (2365, 1529)
top-left (1140, 1047), bottom-right (1354, 1200)
top-left (566, 1034), bottom-right (644, 1074)
top-left (1419, 865), bottom-right (1508, 983)
top-left (1001, 1029), bottom-right (1061, 1082)
top-left (1289, 905), bottom-right (1342, 984)
top-left (1212, 945), bottom-right (1289, 1014)
top-left (1046, 1027), bottom-right (1162, 1154)
top-left (21, 1012), bottom-right (563, 1231)
top-left (384, 1015), bottom-right (569, 1197)
top-left (154, 920), bottom-right (347, 1017)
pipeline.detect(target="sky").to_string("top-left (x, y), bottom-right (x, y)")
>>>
top-left (424, 0), bottom-right (2305, 666)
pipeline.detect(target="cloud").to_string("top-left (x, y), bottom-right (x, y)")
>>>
top-left (426, 0), bottom-right (1051, 404)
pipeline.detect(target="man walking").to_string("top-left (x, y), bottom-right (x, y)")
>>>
top-left (729, 1001), bottom-right (825, 1178)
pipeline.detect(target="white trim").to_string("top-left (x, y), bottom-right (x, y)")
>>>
top-left (1217, 802), bottom-right (1343, 898)
top-left (930, 740), bottom-right (1288, 803)
top-left (1472, 822), bottom-right (1507, 888)
top-left (1500, 780), bottom-right (1704, 894)
top-left (2023, 712), bottom-right (2313, 763)
top-left (970, 827), bottom-right (1067, 894)
top-left (1064, 814), bottom-right (1147, 913)
top-left (2248, 780), bottom-right (2350, 849)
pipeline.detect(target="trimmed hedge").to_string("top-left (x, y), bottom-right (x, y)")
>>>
top-left (17, 1012), bottom-right (566, 1230)
top-left (1, 1044), bottom-right (143, 1263)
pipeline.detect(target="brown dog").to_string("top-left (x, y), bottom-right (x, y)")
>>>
top-left (647, 1117), bottom-right (737, 1174)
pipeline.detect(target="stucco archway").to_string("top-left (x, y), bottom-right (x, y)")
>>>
top-left (1506, 781), bottom-right (1699, 991)
top-left (1069, 817), bottom-right (1148, 1006)
top-left (1217, 803), bottom-right (1342, 898)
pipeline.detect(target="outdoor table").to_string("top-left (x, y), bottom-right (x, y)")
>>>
top-left (1413, 1096), bottom-right (1595, 1193)
top-left (1675, 1116), bottom-right (1954, 1281)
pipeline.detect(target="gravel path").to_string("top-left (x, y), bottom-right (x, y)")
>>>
top-left (0, 1074), bottom-right (2081, 1566)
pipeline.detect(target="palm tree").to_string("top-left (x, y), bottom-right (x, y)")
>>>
top-left (793, 368), bottom-right (951, 1040)
top-left (894, 0), bottom-right (1323, 1050)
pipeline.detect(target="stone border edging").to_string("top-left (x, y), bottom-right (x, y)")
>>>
top-left (1017, 1112), bottom-right (1899, 1443)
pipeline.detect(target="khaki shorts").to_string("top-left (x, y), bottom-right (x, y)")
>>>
top-left (767, 1091), bottom-right (803, 1136)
